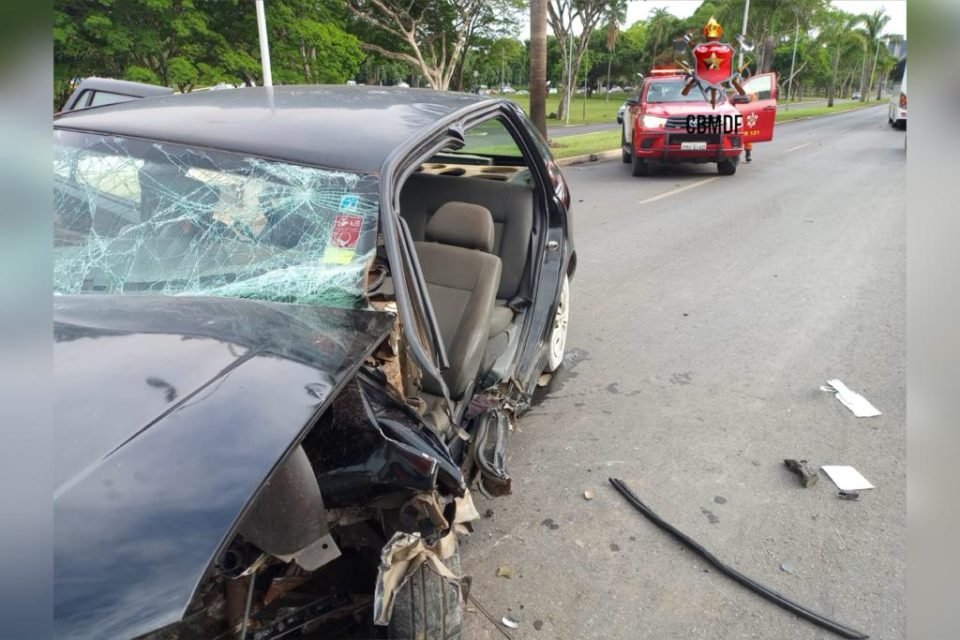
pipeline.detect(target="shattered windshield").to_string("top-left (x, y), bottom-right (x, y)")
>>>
top-left (53, 130), bottom-right (379, 308)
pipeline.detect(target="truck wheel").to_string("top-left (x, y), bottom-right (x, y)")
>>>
top-left (621, 128), bottom-right (631, 163)
top-left (718, 158), bottom-right (738, 176)
top-left (631, 153), bottom-right (649, 177)
top-left (389, 539), bottom-right (463, 640)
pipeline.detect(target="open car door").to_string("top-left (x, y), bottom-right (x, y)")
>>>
top-left (736, 72), bottom-right (778, 143)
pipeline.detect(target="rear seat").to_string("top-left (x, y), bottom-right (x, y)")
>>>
top-left (399, 173), bottom-right (534, 340)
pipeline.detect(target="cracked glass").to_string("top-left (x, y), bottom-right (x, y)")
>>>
top-left (54, 130), bottom-right (380, 309)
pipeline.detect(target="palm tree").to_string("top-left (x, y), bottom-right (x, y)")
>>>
top-left (817, 10), bottom-right (864, 107)
top-left (648, 7), bottom-right (673, 65)
top-left (529, 0), bottom-right (548, 136)
top-left (858, 8), bottom-right (890, 102)
top-left (604, 0), bottom-right (628, 99)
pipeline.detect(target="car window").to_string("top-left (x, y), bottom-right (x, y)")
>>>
top-left (451, 118), bottom-right (523, 159)
top-left (645, 79), bottom-right (726, 104)
top-left (88, 91), bottom-right (138, 107)
top-left (743, 75), bottom-right (773, 100)
top-left (54, 130), bottom-right (380, 308)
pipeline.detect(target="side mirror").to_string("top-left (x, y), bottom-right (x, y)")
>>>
top-left (731, 94), bottom-right (751, 105)
top-left (626, 96), bottom-right (639, 106)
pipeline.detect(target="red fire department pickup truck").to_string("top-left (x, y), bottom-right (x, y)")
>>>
top-left (621, 70), bottom-right (778, 176)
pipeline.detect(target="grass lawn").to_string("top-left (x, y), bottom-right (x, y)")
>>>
top-left (547, 99), bottom-right (887, 159)
top-left (549, 130), bottom-right (622, 159)
top-left (508, 94), bottom-right (628, 126)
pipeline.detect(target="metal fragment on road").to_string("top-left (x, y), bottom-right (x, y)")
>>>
top-left (821, 379), bottom-right (881, 417)
top-left (501, 616), bottom-right (520, 629)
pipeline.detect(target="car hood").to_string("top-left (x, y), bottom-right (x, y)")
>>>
top-left (645, 102), bottom-right (740, 117)
top-left (54, 295), bottom-right (394, 640)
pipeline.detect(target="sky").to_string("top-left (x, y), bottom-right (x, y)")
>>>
top-left (521, 1), bottom-right (907, 38)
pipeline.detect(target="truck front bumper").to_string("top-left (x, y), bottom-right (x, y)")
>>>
top-left (633, 132), bottom-right (743, 163)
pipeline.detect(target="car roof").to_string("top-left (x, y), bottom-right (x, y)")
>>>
top-left (54, 85), bottom-right (495, 173)
top-left (73, 77), bottom-right (175, 97)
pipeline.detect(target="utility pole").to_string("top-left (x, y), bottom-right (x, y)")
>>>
top-left (787, 14), bottom-right (799, 102)
top-left (738, 0), bottom-right (751, 69)
top-left (255, 0), bottom-right (273, 87)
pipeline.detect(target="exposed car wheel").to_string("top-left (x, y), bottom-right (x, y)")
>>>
top-left (545, 274), bottom-right (570, 372)
top-left (631, 153), bottom-right (649, 177)
top-left (718, 158), bottom-right (738, 176)
top-left (389, 538), bottom-right (463, 640)
top-left (621, 128), bottom-right (631, 163)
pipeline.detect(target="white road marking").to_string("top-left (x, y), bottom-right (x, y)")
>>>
top-left (783, 142), bottom-right (813, 153)
top-left (638, 177), bottom-right (719, 205)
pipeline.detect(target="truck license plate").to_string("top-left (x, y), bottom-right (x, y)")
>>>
top-left (680, 141), bottom-right (708, 150)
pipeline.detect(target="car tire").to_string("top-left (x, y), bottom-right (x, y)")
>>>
top-left (631, 152), bottom-right (649, 177)
top-left (718, 158), bottom-right (738, 176)
top-left (388, 538), bottom-right (463, 640)
top-left (545, 274), bottom-right (570, 372)
top-left (621, 128), bottom-right (631, 163)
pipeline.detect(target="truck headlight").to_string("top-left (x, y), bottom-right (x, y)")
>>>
top-left (642, 115), bottom-right (668, 129)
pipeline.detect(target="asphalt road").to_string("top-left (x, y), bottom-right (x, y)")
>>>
top-left (461, 105), bottom-right (905, 639)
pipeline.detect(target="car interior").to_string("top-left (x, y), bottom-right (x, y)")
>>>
top-left (369, 117), bottom-right (540, 431)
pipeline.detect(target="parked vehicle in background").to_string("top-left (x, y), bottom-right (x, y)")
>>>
top-left (888, 62), bottom-right (907, 129)
top-left (852, 91), bottom-right (861, 100)
top-left (58, 77), bottom-right (172, 113)
top-left (616, 101), bottom-right (626, 124)
top-left (621, 70), bottom-right (778, 177)
top-left (53, 85), bottom-right (575, 640)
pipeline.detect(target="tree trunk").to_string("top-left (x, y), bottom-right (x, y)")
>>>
top-left (529, 0), bottom-right (547, 136)
top-left (827, 45), bottom-right (840, 107)
top-left (858, 49), bottom-right (869, 101)
top-left (761, 34), bottom-right (776, 72)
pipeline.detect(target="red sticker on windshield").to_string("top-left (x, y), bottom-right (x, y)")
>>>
top-left (330, 215), bottom-right (363, 249)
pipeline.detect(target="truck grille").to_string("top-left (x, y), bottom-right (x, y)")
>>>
top-left (665, 116), bottom-right (689, 130)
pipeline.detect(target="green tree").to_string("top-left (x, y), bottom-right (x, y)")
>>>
top-left (858, 8), bottom-right (891, 101)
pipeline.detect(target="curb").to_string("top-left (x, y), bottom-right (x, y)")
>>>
top-left (554, 104), bottom-right (885, 166)
top-left (556, 149), bottom-right (621, 167)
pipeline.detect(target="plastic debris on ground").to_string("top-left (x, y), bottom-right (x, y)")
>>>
top-left (496, 566), bottom-right (514, 579)
top-left (583, 490), bottom-right (595, 500)
top-left (821, 465), bottom-right (875, 491)
top-left (821, 379), bottom-right (881, 417)
top-left (501, 616), bottom-right (520, 629)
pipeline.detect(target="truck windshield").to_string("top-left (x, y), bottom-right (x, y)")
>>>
top-left (645, 79), bottom-right (727, 104)
top-left (54, 130), bottom-right (380, 308)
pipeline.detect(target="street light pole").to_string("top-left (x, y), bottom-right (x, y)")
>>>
top-left (255, 0), bottom-right (273, 87)
top-left (738, 0), bottom-right (751, 69)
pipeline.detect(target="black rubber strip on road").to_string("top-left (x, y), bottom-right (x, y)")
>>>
top-left (608, 477), bottom-right (869, 639)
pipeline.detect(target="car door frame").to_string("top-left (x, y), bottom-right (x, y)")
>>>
top-left (379, 99), bottom-right (574, 413)
top-left (735, 72), bottom-right (778, 143)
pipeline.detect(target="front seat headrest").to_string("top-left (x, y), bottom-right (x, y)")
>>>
top-left (425, 201), bottom-right (495, 253)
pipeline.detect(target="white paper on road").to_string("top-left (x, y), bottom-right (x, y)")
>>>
top-left (821, 379), bottom-right (882, 417)
top-left (821, 465), bottom-right (875, 491)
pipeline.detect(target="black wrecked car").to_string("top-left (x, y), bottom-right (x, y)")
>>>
top-left (53, 86), bottom-right (575, 639)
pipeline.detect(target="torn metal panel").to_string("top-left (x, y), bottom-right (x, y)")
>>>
top-left (470, 409), bottom-right (513, 496)
top-left (372, 532), bottom-right (461, 626)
